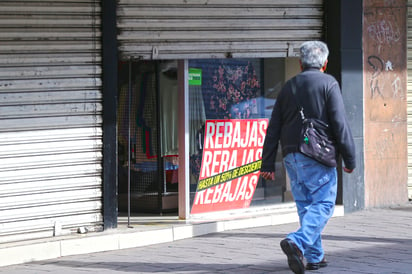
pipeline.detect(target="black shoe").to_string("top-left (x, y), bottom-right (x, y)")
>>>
top-left (306, 257), bottom-right (328, 270)
top-left (280, 238), bottom-right (305, 274)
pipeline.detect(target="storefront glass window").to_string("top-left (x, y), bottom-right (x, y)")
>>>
top-left (188, 58), bottom-right (295, 214)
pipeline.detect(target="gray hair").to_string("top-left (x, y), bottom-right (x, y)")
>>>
top-left (299, 41), bottom-right (329, 69)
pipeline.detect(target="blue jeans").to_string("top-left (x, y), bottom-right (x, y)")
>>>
top-left (283, 152), bottom-right (337, 263)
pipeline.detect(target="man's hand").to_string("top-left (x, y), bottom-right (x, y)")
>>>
top-left (260, 171), bottom-right (275, 180)
top-left (343, 167), bottom-right (353, 173)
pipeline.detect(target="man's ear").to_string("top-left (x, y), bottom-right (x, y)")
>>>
top-left (321, 60), bottom-right (328, 72)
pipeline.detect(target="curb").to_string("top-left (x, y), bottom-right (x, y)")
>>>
top-left (0, 204), bottom-right (344, 267)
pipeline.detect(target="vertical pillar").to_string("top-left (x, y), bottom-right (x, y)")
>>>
top-left (102, 0), bottom-right (118, 228)
top-left (178, 60), bottom-right (190, 219)
top-left (325, 0), bottom-right (365, 212)
top-left (363, 0), bottom-right (408, 207)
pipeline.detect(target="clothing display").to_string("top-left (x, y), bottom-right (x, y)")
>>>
top-left (118, 68), bottom-right (158, 164)
top-left (159, 63), bottom-right (179, 157)
top-left (189, 84), bottom-right (206, 156)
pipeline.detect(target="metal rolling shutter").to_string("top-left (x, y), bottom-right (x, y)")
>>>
top-left (0, 0), bottom-right (103, 243)
top-left (117, 0), bottom-right (324, 60)
top-left (408, 2), bottom-right (412, 199)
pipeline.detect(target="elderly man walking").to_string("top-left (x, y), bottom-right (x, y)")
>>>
top-left (260, 41), bottom-right (356, 273)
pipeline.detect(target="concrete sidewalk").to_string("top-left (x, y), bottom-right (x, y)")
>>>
top-left (0, 204), bottom-right (412, 273)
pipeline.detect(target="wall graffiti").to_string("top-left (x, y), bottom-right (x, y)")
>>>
top-left (391, 76), bottom-right (403, 99)
top-left (374, 131), bottom-right (394, 159)
top-left (365, 6), bottom-right (402, 56)
top-left (384, 0), bottom-right (397, 6)
top-left (385, 60), bottom-right (393, 71)
top-left (367, 55), bottom-right (384, 99)
top-left (367, 18), bottom-right (400, 46)
top-left (367, 55), bottom-right (404, 100)
top-left (365, 3), bottom-right (405, 102)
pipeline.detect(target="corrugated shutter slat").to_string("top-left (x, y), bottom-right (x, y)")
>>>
top-left (117, 0), bottom-right (323, 60)
top-left (0, 0), bottom-right (103, 243)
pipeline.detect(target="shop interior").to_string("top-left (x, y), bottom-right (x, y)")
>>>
top-left (117, 58), bottom-right (295, 217)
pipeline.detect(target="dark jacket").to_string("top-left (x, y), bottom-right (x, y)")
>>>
top-left (261, 68), bottom-right (356, 172)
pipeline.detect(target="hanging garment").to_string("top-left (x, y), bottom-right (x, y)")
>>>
top-left (159, 63), bottom-right (179, 157)
top-left (189, 84), bottom-right (206, 156)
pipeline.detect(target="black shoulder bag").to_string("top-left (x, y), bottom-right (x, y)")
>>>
top-left (290, 78), bottom-right (337, 167)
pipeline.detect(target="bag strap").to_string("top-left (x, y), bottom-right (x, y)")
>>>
top-left (290, 78), bottom-right (306, 120)
top-left (291, 78), bottom-right (332, 135)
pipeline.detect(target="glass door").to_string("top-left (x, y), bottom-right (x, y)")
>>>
top-left (117, 60), bottom-right (179, 216)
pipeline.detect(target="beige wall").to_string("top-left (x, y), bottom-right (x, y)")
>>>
top-left (285, 58), bottom-right (300, 81)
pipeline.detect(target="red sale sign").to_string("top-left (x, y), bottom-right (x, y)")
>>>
top-left (191, 119), bottom-right (268, 214)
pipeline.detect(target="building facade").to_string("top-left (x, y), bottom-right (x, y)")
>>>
top-left (0, 0), bottom-right (409, 244)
